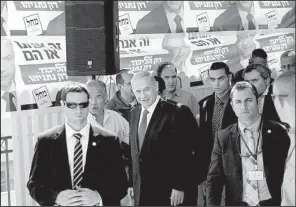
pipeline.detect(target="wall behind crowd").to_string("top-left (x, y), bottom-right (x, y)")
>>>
top-left (1, 1), bottom-right (295, 117)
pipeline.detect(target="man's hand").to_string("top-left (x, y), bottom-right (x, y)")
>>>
top-left (55, 189), bottom-right (79, 206)
top-left (71, 187), bottom-right (102, 206)
top-left (170, 189), bottom-right (184, 206)
top-left (128, 187), bottom-right (134, 203)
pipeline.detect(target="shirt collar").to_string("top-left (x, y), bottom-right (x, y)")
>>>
top-left (65, 120), bottom-right (90, 141)
top-left (262, 84), bottom-right (270, 96)
top-left (215, 89), bottom-right (230, 104)
top-left (237, 3), bottom-right (255, 18)
top-left (164, 3), bottom-right (184, 22)
top-left (1, 80), bottom-right (16, 98)
top-left (141, 96), bottom-right (161, 116)
top-left (165, 88), bottom-right (181, 99)
top-left (238, 115), bottom-right (261, 133)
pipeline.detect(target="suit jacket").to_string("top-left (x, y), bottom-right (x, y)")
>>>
top-left (135, 3), bottom-right (171, 34)
top-left (212, 5), bottom-right (245, 31)
top-left (129, 99), bottom-right (202, 205)
top-left (262, 84), bottom-right (281, 123)
top-left (27, 124), bottom-right (128, 206)
top-left (199, 93), bottom-right (237, 176)
top-left (206, 119), bottom-right (290, 206)
top-left (45, 12), bottom-right (65, 35)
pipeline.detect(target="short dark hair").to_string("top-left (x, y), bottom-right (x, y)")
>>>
top-left (209, 62), bottom-right (231, 75)
top-left (61, 82), bottom-right (89, 101)
top-left (243, 64), bottom-right (271, 80)
top-left (251, 48), bottom-right (268, 60)
top-left (154, 76), bottom-right (166, 95)
top-left (116, 69), bottom-right (131, 85)
top-left (156, 61), bottom-right (177, 77)
top-left (230, 81), bottom-right (259, 102)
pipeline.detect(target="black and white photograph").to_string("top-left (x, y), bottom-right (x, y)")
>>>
top-left (1, 1), bottom-right (295, 206)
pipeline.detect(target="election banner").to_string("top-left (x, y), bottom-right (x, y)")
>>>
top-left (1, 1), bottom-right (295, 112)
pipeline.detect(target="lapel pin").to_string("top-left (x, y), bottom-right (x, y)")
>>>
top-left (92, 142), bottom-right (97, 146)
top-left (267, 129), bottom-right (271, 133)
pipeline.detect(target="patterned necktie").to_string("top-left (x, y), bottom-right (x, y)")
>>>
top-left (244, 128), bottom-right (260, 206)
top-left (246, 13), bottom-right (256, 30)
top-left (2, 92), bottom-right (17, 111)
top-left (212, 98), bottom-right (224, 139)
top-left (174, 15), bottom-right (183, 33)
top-left (138, 109), bottom-right (149, 149)
top-left (73, 133), bottom-right (83, 189)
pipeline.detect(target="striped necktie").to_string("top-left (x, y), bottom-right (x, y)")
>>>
top-left (244, 128), bottom-right (260, 206)
top-left (73, 133), bottom-right (83, 189)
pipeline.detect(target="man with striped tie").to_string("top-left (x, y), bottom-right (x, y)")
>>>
top-left (27, 82), bottom-right (128, 206)
top-left (206, 81), bottom-right (290, 206)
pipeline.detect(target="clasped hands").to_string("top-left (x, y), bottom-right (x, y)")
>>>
top-left (55, 186), bottom-right (102, 206)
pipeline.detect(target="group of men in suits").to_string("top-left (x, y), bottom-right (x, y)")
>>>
top-left (27, 48), bottom-right (294, 206)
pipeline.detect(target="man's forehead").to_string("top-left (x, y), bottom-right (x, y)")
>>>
top-left (1, 41), bottom-right (14, 56)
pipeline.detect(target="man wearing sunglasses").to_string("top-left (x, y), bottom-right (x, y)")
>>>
top-left (27, 82), bottom-right (128, 206)
top-left (206, 81), bottom-right (290, 206)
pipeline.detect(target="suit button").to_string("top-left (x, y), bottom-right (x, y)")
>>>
top-left (139, 158), bottom-right (143, 163)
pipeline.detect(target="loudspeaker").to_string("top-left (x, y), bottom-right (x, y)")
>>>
top-left (65, 0), bottom-right (119, 76)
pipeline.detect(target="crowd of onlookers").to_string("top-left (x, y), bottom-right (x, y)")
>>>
top-left (26, 48), bottom-right (295, 206)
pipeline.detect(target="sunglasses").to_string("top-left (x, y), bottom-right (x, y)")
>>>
top-left (64, 101), bottom-right (89, 109)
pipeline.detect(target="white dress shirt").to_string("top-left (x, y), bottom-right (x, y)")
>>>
top-left (164, 5), bottom-right (185, 33)
top-left (65, 121), bottom-right (90, 185)
top-left (139, 96), bottom-right (161, 129)
top-left (238, 116), bottom-right (272, 203)
top-left (238, 4), bottom-right (258, 30)
top-left (88, 109), bottom-right (129, 144)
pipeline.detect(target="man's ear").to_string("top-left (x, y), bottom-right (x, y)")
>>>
top-left (60, 100), bottom-right (65, 107)
top-left (265, 77), bottom-right (271, 86)
top-left (228, 74), bottom-right (233, 85)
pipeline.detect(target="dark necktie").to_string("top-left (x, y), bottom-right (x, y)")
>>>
top-left (174, 15), bottom-right (183, 33)
top-left (73, 133), bottom-right (83, 189)
top-left (246, 13), bottom-right (256, 30)
top-left (212, 98), bottom-right (224, 139)
top-left (138, 109), bottom-right (149, 149)
top-left (2, 92), bottom-right (17, 111)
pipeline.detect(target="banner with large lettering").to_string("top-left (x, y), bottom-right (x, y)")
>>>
top-left (1, 1), bottom-right (295, 114)
top-left (11, 36), bottom-right (88, 110)
top-left (118, 1), bottom-right (295, 34)
top-left (120, 29), bottom-right (295, 83)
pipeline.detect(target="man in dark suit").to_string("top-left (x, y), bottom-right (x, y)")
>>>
top-left (212, 1), bottom-right (257, 31)
top-left (1, 38), bottom-right (17, 113)
top-left (198, 62), bottom-right (237, 205)
top-left (243, 64), bottom-right (281, 122)
top-left (27, 82), bottom-right (128, 206)
top-left (206, 81), bottom-right (290, 206)
top-left (233, 48), bottom-right (268, 84)
top-left (128, 71), bottom-right (204, 206)
top-left (136, 1), bottom-right (184, 34)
